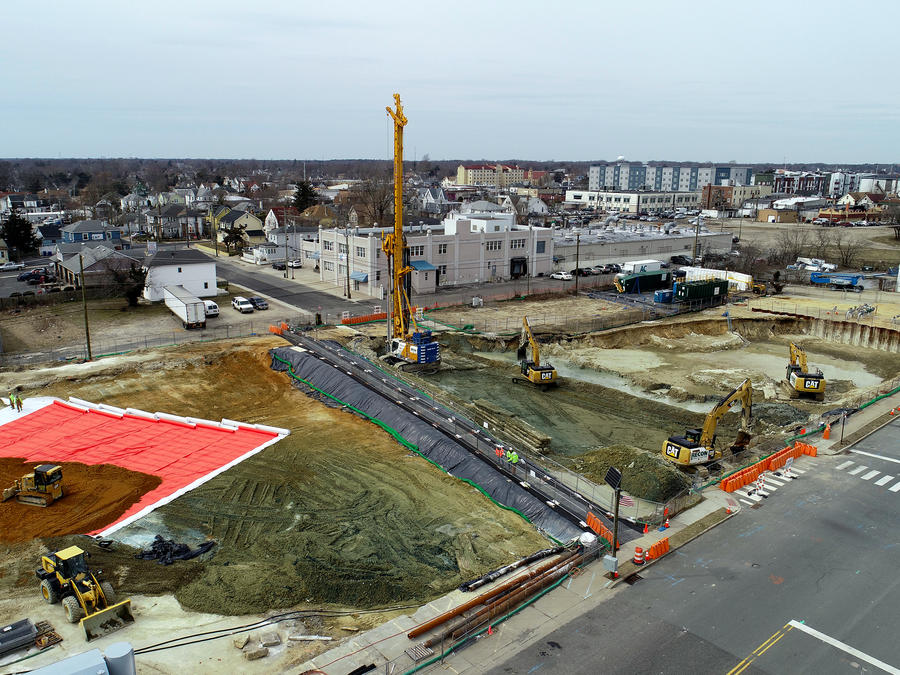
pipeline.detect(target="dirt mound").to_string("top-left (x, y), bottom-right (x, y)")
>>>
top-left (0, 459), bottom-right (160, 543)
top-left (754, 403), bottom-right (810, 427)
top-left (565, 445), bottom-right (691, 503)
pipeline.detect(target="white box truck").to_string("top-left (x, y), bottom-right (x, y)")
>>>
top-left (622, 259), bottom-right (663, 274)
top-left (164, 285), bottom-right (207, 329)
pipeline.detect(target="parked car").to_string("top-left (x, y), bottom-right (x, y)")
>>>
top-left (550, 271), bottom-right (573, 280)
top-left (569, 268), bottom-right (594, 277)
top-left (0, 261), bottom-right (24, 271)
top-left (247, 296), bottom-right (268, 310)
top-left (287, 259), bottom-right (302, 268)
top-left (232, 296), bottom-right (254, 313)
top-left (203, 300), bottom-right (219, 317)
top-left (271, 261), bottom-right (286, 270)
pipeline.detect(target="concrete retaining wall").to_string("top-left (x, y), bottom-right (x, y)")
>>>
top-left (748, 309), bottom-right (900, 353)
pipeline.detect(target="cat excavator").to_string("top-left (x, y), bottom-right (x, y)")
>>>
top-left (663, 379), bottom-right (753, 467)
top-left (512, 317), bottom-right (558, 389)
top-left (785, 343), bottom-right (826, 401)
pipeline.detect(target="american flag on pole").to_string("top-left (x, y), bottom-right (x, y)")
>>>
top-left (619, 493), bottom-right (635, 507)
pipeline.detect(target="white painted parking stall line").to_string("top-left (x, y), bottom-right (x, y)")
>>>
top-left (848, 465), bottom-right (868, 476)
top-left (836, 460), bottom-right (855, 470)
top-left (875, 475), bottom-right (895, 486)
top-left (861, 470), bottom-right (881, 481)
top-left (890, 482), bottom-right (900, 493)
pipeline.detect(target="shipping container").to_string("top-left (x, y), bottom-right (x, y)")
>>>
top-left (614, 270), bottom-right (670, 293)
top-left (674, 278), bottom-right (729, 302)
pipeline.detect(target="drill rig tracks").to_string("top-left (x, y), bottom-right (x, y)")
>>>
top-left (277, 332), bottom-right (632, 544)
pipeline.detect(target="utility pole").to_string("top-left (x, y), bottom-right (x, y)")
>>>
top-left (693, 213), bottom-right (702, 262)
top-left (283, 218), bottom-right (289, 279)
top-left (291, 218), bottom-right (296, 280)
top-left (79, 255), bottom-right (92, 361)
top-left (344, 226), bottom-right (352, 299)
top-left (574, 231), bottom-right (580, 294)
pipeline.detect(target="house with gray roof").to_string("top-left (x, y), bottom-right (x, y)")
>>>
top-left (143, 248), bottom-right (217, 301)
top-left (61, 220), bottom-right (123, 245)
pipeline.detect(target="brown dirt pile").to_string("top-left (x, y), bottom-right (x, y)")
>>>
top-left (0, 459), bottom-right (160, 543)
top-left (565, 445), bottom-right (691, 503)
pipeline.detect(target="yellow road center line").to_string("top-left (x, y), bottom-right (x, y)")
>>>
top-left (728, 623), bottom-right (792, 675)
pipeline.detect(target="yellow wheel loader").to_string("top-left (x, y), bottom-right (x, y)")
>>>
top-left (785, 343), bottom-right (826, 401)
top-left (1, 464), bottom-right (64, 507)
top-left (512, 316), bottom-right (558, 390)
top-left (662, 379), bottom-right (753, 467)
top-left (36, 545), bottom-right (134, 641)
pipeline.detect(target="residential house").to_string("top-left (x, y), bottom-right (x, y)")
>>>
top-left (217, 210), bottom-right (264, 249)
top-left (120, 193), bottom-right (150, 212)
top-left (416, 187), bottom-right (455, 214)
top-left (143, 248), bottom-right (217, 302)
top-left (35, 224), bottom-right (63, 256)
top-left (0, 238), bottom-right (8, 264)
top-left (61, 220), bottom-right (123, 245)
top-left (146, 204), bottom-right (207, 238)
top-left (56, 245), bottom-right (143, 288)
top-left (300, 204), bottom-right (337, 227)
top-left (264, 206), bottom-right (301, 235)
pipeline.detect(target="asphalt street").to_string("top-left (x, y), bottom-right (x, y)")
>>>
top-left (488, 418), bottom-right (900, 675)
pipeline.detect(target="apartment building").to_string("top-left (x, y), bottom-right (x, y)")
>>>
top-left (589, 163), bottom-right (751, 192)
top-left (455, 164), bottom-right (546, 188)
top-left (316, 210), bottom-right (554, 298)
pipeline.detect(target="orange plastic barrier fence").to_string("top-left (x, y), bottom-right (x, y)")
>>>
top-left (586, 511), bottom-right (620, 550)
top-left (341, 312), bottom-right (388, 325)
top-left (720, 442), bottom-right (818, 492)
top-left (268, 325), bottom-right (282, 335)
top-left (646, 538), bottom-right (670, 561)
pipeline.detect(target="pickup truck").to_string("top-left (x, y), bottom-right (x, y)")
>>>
top-left (0, 261), bottom-right (25, 271)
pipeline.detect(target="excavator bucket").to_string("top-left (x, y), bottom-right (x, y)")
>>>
top-left (1, 485), bottom-right (16, 502)
top-left (80, 599), bottom-right (134, 642)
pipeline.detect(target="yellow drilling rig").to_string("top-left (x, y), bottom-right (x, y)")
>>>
top-left (380, 94), bottom-right (441, 373)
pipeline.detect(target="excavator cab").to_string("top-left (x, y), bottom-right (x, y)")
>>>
top-left (786, 343), bottom-right (826, 401)
top-left (663, 379), bottom-right (752, 467)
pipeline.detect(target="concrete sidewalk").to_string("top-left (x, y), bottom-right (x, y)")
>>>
top-left (297, 390), bottom-right (900, 674)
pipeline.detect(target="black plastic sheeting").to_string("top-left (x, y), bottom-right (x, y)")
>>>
top-left (270, 343), bottom-right (584, 543)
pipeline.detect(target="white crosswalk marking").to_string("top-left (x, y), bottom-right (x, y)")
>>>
top-left (836, 460), bottom-right (855, 470)
top-left (848, 465), bottom-right (868, 476)
top-left (890, 482), bottom-right (900, 493)
top-left (766, 477), bottom-right (786, 487)
top-left (791, 467), bottom-right (806, 474)
top-left (875, 475), bottom-right (894, 486)
top-left (861, 470), bottom-right (881, 481)
top-left (740, 499), bottom-right (755, 506)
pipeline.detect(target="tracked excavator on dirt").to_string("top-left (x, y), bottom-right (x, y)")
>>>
top-left (785, 343), bottom-right (826, 401)
top-left (663, 379), bottom-right (753, 467)
top-left (36, 546), bottom-right (134, 641)
top-left (513, 316), bottom-right (558, 389)
top-left (2, 464), bottom-right (64, 507)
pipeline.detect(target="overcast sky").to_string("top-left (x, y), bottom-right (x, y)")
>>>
top-left (3, 0), bottom-right (897, 163)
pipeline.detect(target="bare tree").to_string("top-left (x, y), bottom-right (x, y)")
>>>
top-left (832, 229), bottom-right (864, 268)
top-left (812, 228), bottom-right (834, 260)
top-left (354, 179), bottom-right (393, 226)
top-left (773, 227), bottom-right (810, 264)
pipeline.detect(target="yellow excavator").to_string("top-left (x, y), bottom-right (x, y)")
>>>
top-left (36, 546), bottom-right (134, 641)
top-left (663, 379), bottom-right (753, 466)
top-left (786, 343), bottom-right (826, 401)
top-left (2, 464), bottom-right (64, 507)
top-left (513, 317), bottom-right (558, 389)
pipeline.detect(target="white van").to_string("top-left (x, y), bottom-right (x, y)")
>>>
top-left (203, 300), bottom-right (219, 317)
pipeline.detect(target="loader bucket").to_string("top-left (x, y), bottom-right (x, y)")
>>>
top-left (80, 599), bottom-right (134, 642)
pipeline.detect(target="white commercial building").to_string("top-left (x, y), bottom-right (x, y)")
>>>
top-left (316, 210), bottom-right (554, 299)
top-left (565, 190), bottom-right (701, 213)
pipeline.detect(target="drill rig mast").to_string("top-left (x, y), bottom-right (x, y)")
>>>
top-left (380, 94), bottom-right (440, 372)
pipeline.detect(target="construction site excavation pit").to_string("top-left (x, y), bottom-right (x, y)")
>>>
top-left (424, 314), bottom-right (897, 501)
top-left (0, 338), bottom-right (548, 623)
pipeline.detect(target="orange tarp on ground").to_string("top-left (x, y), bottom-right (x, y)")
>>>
top-left (0, 399), bottom-right (283, 536)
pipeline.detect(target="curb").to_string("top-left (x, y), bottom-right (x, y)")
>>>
top-left (612, 507), bottom-right (737, 587)
top-left (829, 409), bottom-right (899, 453)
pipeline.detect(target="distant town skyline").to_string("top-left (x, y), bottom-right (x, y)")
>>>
top-left (4, 1), bottom-right (898, 163)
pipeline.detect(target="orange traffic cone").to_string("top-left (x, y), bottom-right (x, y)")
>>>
top-left (643, 522), bottom-right (649, 534)
top-left (824, 424), bottom-right (831, 440)
top-left (663, 518), bottom-right (670, 529)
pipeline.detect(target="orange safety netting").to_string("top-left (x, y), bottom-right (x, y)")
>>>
top-left (0, 400), bottom-right (281, 536)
